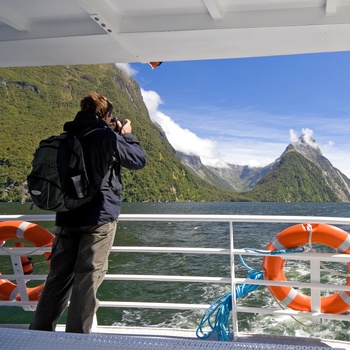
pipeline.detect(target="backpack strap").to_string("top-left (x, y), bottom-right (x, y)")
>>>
top-left (78, 127), bottom-right (104, 138)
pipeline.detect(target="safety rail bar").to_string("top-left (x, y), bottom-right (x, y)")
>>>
top-left (1, 213), bottom-right (350, 335)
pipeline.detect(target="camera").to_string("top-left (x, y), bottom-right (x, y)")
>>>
top-left (113, 118), bottom-right (127, 134)
top-left (115, 118), bottom-right (126, 127)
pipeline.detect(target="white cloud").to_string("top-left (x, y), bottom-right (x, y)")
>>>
top-left (289, 129), bottom-right (299, 143)
top-left (302, 128), bottom-right (319, 149)
top-left (141, 89), bottom-right (226, 167)
top-left (115, 63), bottom-right (137, 76)
top-left (290, 127), bottom-right (319, 149)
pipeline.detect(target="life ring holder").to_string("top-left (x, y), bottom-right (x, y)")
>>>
top-left (262, 223), bottom-right (350, 314)
top-left (0, 221), bottom-right (54, 303)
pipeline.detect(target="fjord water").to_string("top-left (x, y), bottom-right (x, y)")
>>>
top-left (1, 202), bottom-right (350, 341)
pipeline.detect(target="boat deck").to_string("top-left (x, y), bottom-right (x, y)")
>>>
top-left (1, 326), bottom-right (348, 350)
top-left (2, 214), bottom-right (350, 349)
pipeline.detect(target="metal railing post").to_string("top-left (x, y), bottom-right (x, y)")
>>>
top-left (310, 259), bottom-right (321, 323)
top-left (230, 221), bottom-right (238, 339)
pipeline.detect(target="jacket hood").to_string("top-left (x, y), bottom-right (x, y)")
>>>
top-left (64, 111), bottom-right (108, 134)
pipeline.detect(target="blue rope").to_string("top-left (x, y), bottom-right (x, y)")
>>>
top-left (243, 247), bottom-right (305, 255)
top-left (196, 269), bottom-right (263, 341)
top-left (196, 291), bottom-right (233, 341)
top-left (235, 269), bottom-right (264, 298)
top-left (196, 246), bottom-right (304, 341)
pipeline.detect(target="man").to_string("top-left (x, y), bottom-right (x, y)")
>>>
top-left (29, 92), bottom-right (146, 333)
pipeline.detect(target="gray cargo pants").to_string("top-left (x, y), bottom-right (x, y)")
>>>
top-left (29, 220), bottom-right (117, 333)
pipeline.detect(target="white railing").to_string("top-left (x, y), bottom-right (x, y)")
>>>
top-left (1, 214), bottom-right (350, 336)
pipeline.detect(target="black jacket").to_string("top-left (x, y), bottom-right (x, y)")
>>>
top-left (55, 111), bottom-right (146, 227)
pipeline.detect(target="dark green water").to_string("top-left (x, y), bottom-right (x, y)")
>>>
top-left (1, 202), bottom-right (350, 341)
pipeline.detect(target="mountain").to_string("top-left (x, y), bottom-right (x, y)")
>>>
top-left (176, 152), bottom-right (273, 192)
top-left (247, 151), bottom-right (339, 202)
top-left (177, 133), bottom-right (349, 202)
top-left (283, 135), bottom-right (350, 201)
top-left (206, 163), bottom-right (274, 192)
top-left (0, 64), bottom-right (243, 203)
top-left (176, 152), bottom-right (236, 191)
top-left (248, 133), bottom-right (350, 201)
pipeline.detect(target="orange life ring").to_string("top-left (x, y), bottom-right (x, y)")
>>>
top-left (0, 221), bottom-right (54, 301)
top-left (262, 223), bottom-right (350, 314)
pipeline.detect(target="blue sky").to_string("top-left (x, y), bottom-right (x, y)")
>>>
top-left (117, 51), bottom-right (350, 176)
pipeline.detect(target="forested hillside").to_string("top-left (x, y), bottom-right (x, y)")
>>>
top-left (247, 151), bottom-right (340, 202)
top-left (0, 64), bottom-right (244, 203)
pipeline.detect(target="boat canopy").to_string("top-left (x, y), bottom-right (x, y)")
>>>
top-left (1, 0), bottom-right (350, 67)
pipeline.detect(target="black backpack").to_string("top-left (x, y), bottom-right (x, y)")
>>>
top-left (27, 128), bottom-right (103, 212)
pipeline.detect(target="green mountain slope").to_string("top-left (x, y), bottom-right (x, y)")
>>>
top-left (247, 151), bottom-right (340, 202)
top-left (0, 64), bottom-right (244, 202)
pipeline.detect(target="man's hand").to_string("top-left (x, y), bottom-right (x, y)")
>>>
top-left (117, 118), bottom-right (132, 134)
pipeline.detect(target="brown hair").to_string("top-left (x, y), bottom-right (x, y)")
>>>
top-left (80, 92), bottom-right (113, 118)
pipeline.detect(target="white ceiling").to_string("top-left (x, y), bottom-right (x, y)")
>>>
top-left (1, 0), bottom-right (350, 67)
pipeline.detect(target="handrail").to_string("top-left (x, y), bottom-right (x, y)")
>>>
top-left (1, 213), bottom-right (350, 335)
top-left (2, 213), bottom-right (350, 224)
top-left (2, 246), bottom-right (350, 262)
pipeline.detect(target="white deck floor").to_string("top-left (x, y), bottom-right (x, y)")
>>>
top-left (0, 326), bottom-right (348, 350)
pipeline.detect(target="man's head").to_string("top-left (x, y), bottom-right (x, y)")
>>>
top-left (109, 117), bottom-right (117, 131)
top-left (80, 92), bottom-right (114, 120)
